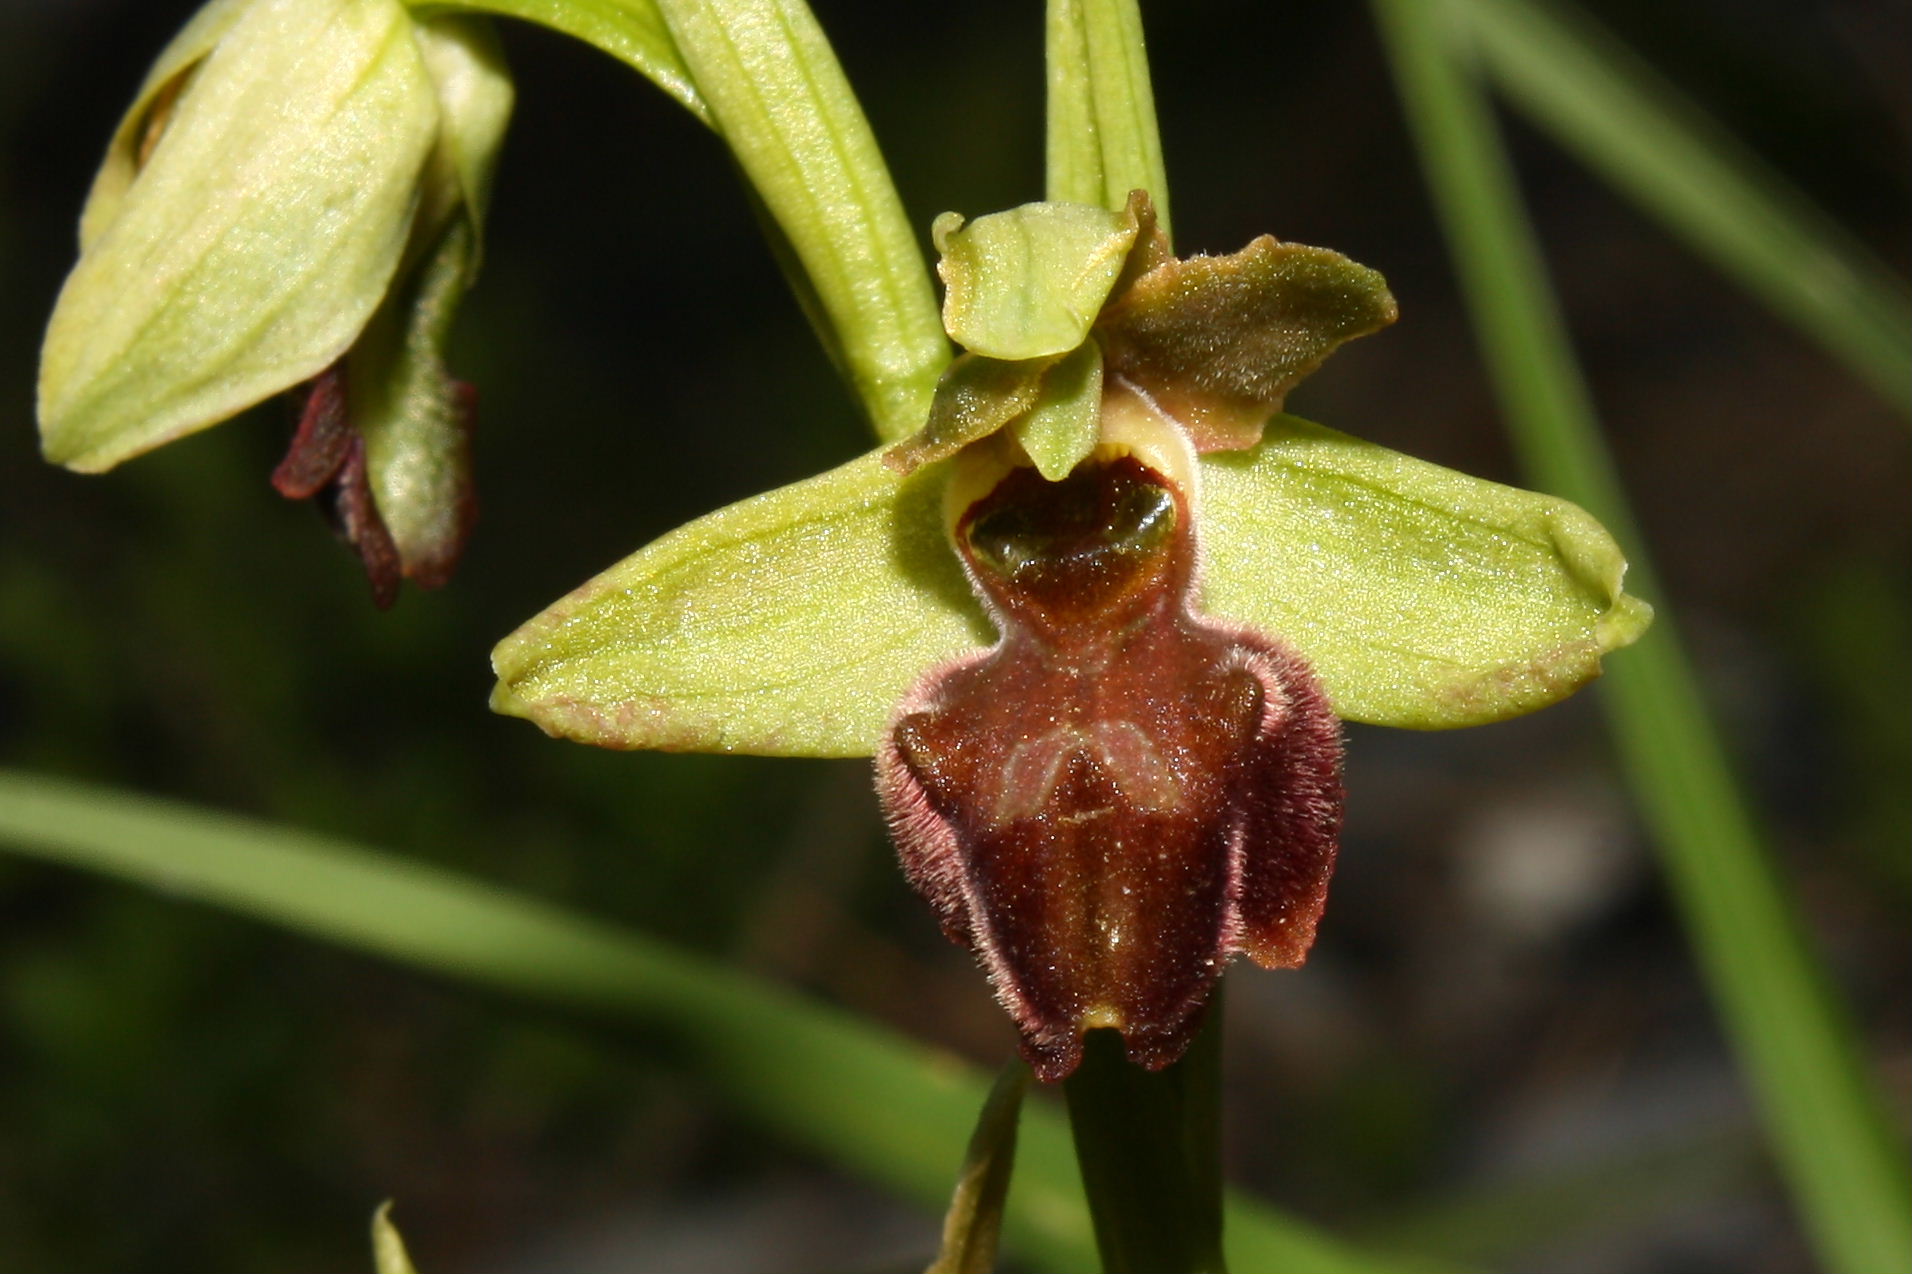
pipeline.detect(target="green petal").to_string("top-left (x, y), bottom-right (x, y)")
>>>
top-left (1098, 237), bottom-right (1398, 451)
top-left (885, 352), bottom-right (1055, 474)
top-left (1199, 414), bottom-right (1652, 728)
top-left (39, 0), bottom-right (440, 473)
top-left (491, 447), bottom-right (990, 758)
top-left (887, 344), bottom-right (1105, 480)
top-left (936, 201), bottom-right (1139, 359)
top-left (1012, 340), bottom-right (1104, 480)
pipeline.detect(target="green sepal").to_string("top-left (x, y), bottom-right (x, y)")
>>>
top-left (885, 352), bottom-right (1056, 474)
top-left (935, 201), bottom-right (1140, 360)
top-left (1200, 414), bottom-right (1652, 727)
top-left (74, 0), bottom-right (252, 252)
top-left (1012, 340), bottom-right (1104, 480)
top-left (40, 0), bottom-right (441, 473)
top-left (490, 446), bottom-right (991, 758)
top-left (493, 415), bottom-right (1650, 756)
top-left (1098, 235), bottom-right (1399, 451)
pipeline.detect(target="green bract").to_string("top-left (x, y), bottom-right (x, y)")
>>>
top-left (38, 0), bottom-right (511, 590)
top-left (492, 194), bottom-right (1649, 756)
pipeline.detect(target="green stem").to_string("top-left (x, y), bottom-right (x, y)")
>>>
top-left (441, 0), bottom-right (947, 442)
top-left (1063, 1002), bottom-right (1228, 1274)
top-left (1370, 3), bottom-right (1912, 1272)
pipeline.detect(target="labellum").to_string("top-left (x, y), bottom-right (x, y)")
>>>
top-left (878, 387), bottom-right (1343, 1081)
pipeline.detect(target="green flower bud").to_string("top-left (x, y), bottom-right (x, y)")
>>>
top-left (38, 0), bottom-right (512, 604)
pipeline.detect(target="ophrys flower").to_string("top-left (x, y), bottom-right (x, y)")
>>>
top-left (491, 193), bottom-right (1650, 1077)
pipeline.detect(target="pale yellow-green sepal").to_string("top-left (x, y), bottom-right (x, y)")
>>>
top-left (493, 417), bottom-right (1650, 756)
top-left (75, 0), bottom-right (253, 251)
top-left (1201, 414), bottom-right (1652, 728)
top-left (351, 218), bottom-right (478, 587)
top-left (934, 201), bottom-right (1138, 360)
top-left (491, 447), bottom-right (991, 758)
top-left (39, 0), bottom-right (440, 473)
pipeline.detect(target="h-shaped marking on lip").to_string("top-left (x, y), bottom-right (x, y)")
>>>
top-left (991, 718), bottom-right (1185, 828)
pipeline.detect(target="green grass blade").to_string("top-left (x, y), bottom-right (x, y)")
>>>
top-left (1364, 1121), bottom-right (1757, 1264)
top-left (0, 768), bottom-right (1436, 1274)
top-left (1045, 0), bottom-right (1172, 239)
top-left (1368, 4), bottom-right (1912, 1271)
top-left (1458, 0), bottom-right (1912, 415)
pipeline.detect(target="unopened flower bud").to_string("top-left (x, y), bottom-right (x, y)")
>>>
top-left (39, 0), bottom-right (511, 603)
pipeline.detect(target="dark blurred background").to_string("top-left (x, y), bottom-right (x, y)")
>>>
top-left (1, 1), bottom-right (1905, 1270)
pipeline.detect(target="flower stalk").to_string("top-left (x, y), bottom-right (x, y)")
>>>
top-left (1064, 1009), bottom-right (1228, 1274)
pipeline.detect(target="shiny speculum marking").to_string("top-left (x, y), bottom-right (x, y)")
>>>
top-left (878, 451), bottom-right (1345, 1080)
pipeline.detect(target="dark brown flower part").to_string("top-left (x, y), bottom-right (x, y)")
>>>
top-left (272, 364), bottom-right (401, 609)
top-left (877, 431), bottom-right (1343, 1080)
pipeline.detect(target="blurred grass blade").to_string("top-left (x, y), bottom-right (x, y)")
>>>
top-left (1363, 1120), bottom-right (1759, 1264)
top-left (0, 769), bottom-right (1436, 1274)
top-left (651, 0), bottom-right (947, 442)
top-left (1045, 0), bottom-right (1172, 239)
top-left (438, 0), bottom-right (709, 121)
top-left (1458, 0), bottom-right (1912, 415)
top-left (1369, 4), bottom-right (1912, 1273)
top-left (926, 1061), bottom-right (1029, 1274)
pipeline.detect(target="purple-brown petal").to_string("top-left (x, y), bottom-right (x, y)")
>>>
top-left (271, 364), bottom-right (353, 499)
top-left (1096, 235), bottom-right (1397, 453)
top-left (876, 453), bottom-right (1344, 1080)
top-left (330, 433), bottom-right (402, 611)
top-left (273, 365), bottom-right (403, 609)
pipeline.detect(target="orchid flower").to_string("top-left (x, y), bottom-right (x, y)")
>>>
top-left (490, 190), bottom-right (1650, 1079)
